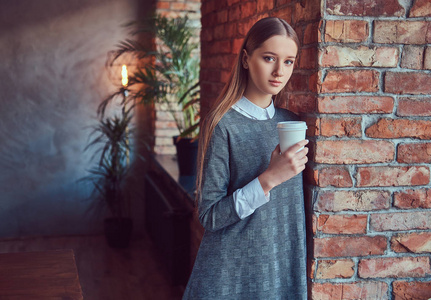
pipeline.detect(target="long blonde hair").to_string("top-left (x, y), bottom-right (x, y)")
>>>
top-left (196, 17), bottom-right (300, 202)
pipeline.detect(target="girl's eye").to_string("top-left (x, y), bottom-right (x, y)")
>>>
top-left (264, 56), bottom-right (276, 62)
top-left (285, 60), bottom-right (294, 65)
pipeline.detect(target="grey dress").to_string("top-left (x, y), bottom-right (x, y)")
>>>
top-left (183, 108), bottom-right (307, 300)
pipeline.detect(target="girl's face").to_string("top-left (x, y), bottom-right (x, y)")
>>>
top-left (243, 35), bottom-right (298, 106)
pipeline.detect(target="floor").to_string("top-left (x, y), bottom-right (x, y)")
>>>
top-left (0, 234), bottom-right (184, 300)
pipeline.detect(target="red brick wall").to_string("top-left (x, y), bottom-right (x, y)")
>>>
top-left (200, 0), bottom-right (431, 299)
top-left (310, 1), bottom-right (431, 299)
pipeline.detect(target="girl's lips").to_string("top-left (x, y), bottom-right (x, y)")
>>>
top-left (269, 80), bottom-right (282, 87)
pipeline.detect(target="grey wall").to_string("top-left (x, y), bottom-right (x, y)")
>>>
top-left (0, 0), bottom-right (150, 238)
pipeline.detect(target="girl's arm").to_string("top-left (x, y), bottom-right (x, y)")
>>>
top-left (198, 126), bottom-right (242, 232)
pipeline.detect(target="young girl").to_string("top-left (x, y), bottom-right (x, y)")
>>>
top-left (183, 17), bottom-right (308, 299)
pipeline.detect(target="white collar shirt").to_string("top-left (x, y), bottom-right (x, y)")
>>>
top-left (232, 96), bottom-right (275, 120)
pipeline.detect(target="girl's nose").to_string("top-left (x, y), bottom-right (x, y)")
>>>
top-left (273, 63), bottom-right (284, 77)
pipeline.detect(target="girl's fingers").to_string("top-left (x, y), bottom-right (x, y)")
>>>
top-left (286, 139), bottom-right (309, 154)
top-left (274, 144), bottom-right (281, 154)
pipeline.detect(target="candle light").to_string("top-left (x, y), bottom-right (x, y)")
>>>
top-left (121, 65), bottom-right (129, 97)
top-left (121, 65), bottom-right (128, 87)
top-left (121, 64), bottom-right (130, 166)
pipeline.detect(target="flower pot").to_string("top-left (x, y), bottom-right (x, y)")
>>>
top-left (173, 137), bottom-right (198, 176)
top-left (104, 217), bottom-right (133, 248)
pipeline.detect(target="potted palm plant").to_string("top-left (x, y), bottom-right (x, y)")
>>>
top-left (106, 14), bottom-right (200, 176)
top-left (84, 98), bottom-right (135, 248)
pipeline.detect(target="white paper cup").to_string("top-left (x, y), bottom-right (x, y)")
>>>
top-left (277, 121), bottom-right (307, 153)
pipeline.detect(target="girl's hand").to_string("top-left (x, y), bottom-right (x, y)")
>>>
top-left (258, 140), bottom-right (309, 194)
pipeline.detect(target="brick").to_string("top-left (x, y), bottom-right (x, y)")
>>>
top-left (200, 27), bottom-right (213, 42)
top-left (425, 47), bottom-right (431, 70)
top-left (366, 118), bottom-right (431, 139)
top-left (154, 144), bottom-right (176, 155)
top-left (228, 5), bottom-right (241, 21)
top-left (315, 259), bottom-right (355, 279)
top-left (154, 127), bottom-right (180, 138)
top-left (314, 236), bottom-right (387, 258)
top-left (326, 0), bottom-right (404, 16)
top-left (309, 258), bottom-right (316, 279)
top-left (386, 71), bottom-right (431, 94)
top-left (201, 12), bottom-right (216, 27)
top-left (237, 17), bottom-right (258, 36)
top-left (221, 23), bottom-right (235, 39)
top-left (156, 1), bottom-right (171, 9)
top-left (318, 96), bottom-right (394, 114)
top-left (240, 1), bottom-right (256, 18)
top-left (397, 143), bottom-right (431, 164)
top-left (299, 47), bottom-right (317, 69)
top-left (200, 69), bottom-right (221, 82)
top-left (309, 71), bottom-right (319, 93)
top-left (319, 70), bottom-right (379, 93)
top-left (171, 2), bottom-right (188, 11)
top-left (219, 54), bottom-right (237, 70)
top-left (201, 0), bottom-right (215, 15)
top-left (303, 22), bottom-right (319, 45)
top-left (213, 24), bottom-right (226, 40)
top-left (391, 232), bottom-right (431, 253)
top-left (294, 0), bottom-right (320, 22)
top-left (315, 140), bottom-right (394, 164)
top-left (324, 20), bottom-right (369, 43)
top-left (304, 116), bottom-right (319, 137)
top-left (317, 214), bottom-right (367, 234)
top-left (154, 120), bottom-right (177, 130)
top-left (320, 46), bottom-right (398, 68)
top-left (312, 282), bottom-right (389, 300)
top-left (370, 211), bottom-right (431, 231)
top-left (401, 45), bottom-right (424, 69)
top-left (286, 73), bottom-right (310, 92)
top-left (316, 190), bottom-right (390, 212)
top-left (231, 38), bottom-right (243, 54)
top-left (397, 97), bottom-right (431, 116)
top-left (393, 281), bottom-right (431, 300)
top-left (257, 0), bottom-right (273, 13)
top-left (358, 257), bottom-right (430, 278)
top-left (409, 0), bottom-right (431, 17)
top-left (158, 10), bottom-right (180, 19)
top-left (394, 189), bottom-right (431, 209)
top-left (320, 117), bottom-right (361, 137)
top-left (287, 94), bottom-right (316, 114)
top-left (357, 166), bottom-right (430, 187)
top-left (201, 81), bottom-right (224, 97)
top-left (207, 40), bottom-right (231, 54)
top-left (374, 21), bottom-right (431, 44)
top-left (216, 10), bottom-right (228, 23)
top-left (155, 136), bottom-right (174, 146)
top-left (270, 9), bottom-right (291, 24)
top-left (275, 0), bottom-right (290, 5)
top-left (317, 166), bottom-right (353, 187)
top-left (220, 70), bottom-right (231, 85)
top-left (306, 167), bottom-right (318, 188)
top-left (156, 110), bottom-right (175, 122)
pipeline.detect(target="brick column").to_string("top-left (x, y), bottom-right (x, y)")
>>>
top-left (310, 0), bottom-right (431, 299)
top-left (200, 0), bottom-right (431, 299)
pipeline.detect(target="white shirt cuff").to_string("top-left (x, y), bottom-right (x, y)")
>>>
top-left (233, 178), bottom-right (270, 219)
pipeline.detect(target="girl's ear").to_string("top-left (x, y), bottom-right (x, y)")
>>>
top-left (242, 49), bottom-right (249, 69)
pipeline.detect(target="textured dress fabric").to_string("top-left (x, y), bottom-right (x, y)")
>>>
top-left (182, 108), bottom-right (308, 300)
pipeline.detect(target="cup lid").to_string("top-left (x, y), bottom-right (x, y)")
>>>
top-left (277, 121), bottom-right (307, 130)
